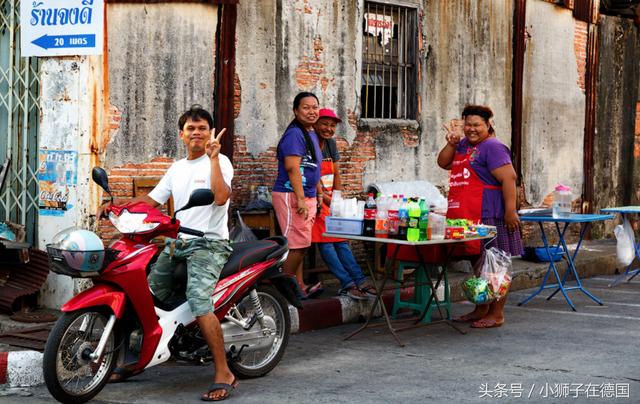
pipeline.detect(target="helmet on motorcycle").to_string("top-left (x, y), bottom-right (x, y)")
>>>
top-left (47, 228), bottom-right (105, 273)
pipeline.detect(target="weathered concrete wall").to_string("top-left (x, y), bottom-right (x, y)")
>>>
top-left (234, 0), bottom-right (515, 201)
top-left (521, 1), bottom-right (586, 206)
top-left (593, 15), bottom-right (640, 235)
top-left (105, 3), bottom-right (217, 167)
top-left (235, 0), bottom-right (359, 157)
top-left (417, 0), bottom-right (514, 188)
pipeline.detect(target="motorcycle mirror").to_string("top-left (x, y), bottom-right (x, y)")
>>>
top-left (173, 189), bottom-right (214, 219)
top-left (91, 167), bottom-right (113, 203)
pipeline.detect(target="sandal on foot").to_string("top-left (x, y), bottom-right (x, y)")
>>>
top-left (109, 366), bottom-right (143, 383)
top-left (305, 282), bottom-right (324, 299)
top-left (470, 318), bottom-right (504, 328)
top-left (201, 378), bottom-right (238, 401)
top-left (339, 286), bottom-right (368, 301)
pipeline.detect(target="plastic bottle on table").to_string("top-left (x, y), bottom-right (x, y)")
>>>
top-left (552, 184), bottom-right (572, 219)
top-left (363, 192), bottom-right (377, 237)
top-left (387, 194), bottom-right (400, 239)
top-left (398, 196), bottom-right (409, 239)
top-left (407, 198), bottom-right (421, 242)
top-left (418, 198), bottom-right (429, 241)
top-left (375, 195), bottom-right (389, 238)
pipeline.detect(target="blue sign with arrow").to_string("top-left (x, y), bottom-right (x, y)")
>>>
top-left (20, 0), bottom-right (104, 57)
top-left (31, 34), bottom-right (96, 50)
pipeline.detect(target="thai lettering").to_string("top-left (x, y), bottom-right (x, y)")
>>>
top-left (30, 1), bottom-right (93, 26)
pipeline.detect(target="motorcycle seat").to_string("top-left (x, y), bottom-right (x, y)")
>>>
top-left (220, 236), bottom-right (287, 278)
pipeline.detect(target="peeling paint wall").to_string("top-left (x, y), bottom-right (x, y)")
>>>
top-left (521, 1), bottom-right (586, 206)
top-left (235, 0), bottom-right (514, 194)
top-left (419, 0), bottom-right (514, 188)
top-left (38, 56), bottom-right (106, 308)
top-left (105, 3), bottom-right (217, 167)
top-left (235, 0), bottom-right (359, 157)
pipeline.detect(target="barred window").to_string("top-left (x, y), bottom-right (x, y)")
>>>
top-left (361, 2), bottom-right (417, 120)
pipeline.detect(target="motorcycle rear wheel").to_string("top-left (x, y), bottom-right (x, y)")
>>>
top-left (229, 285), bottom-right (290, 378)
top-left (43, 308), bottom-right (118, 404)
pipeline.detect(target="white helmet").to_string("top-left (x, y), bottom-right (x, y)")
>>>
top-left (47, 228), bottom-right (105, 274)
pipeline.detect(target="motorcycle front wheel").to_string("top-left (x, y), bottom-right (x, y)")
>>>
top-left (43, 308), bottom-right (119, 404)
top-left (229, 285), bottom-right (290, 378)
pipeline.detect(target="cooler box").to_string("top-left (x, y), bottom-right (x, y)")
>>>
top-left (325, 217), bottom-right (363, 236)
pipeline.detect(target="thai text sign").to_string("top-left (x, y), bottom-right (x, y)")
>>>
top-left (20, 0), bottom-right (104, 57)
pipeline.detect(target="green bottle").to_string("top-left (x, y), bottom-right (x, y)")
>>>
top-left (407, 198), bottom-right (421, 242)
top-left (418, 198), bottom-right (429, 241)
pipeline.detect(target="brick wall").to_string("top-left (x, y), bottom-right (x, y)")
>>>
top-left (97, 158), bottom-right (174, 244)
top-left (574, 20), bottom-right (588, 92)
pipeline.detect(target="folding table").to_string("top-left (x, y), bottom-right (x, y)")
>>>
top-left (601, 206), bottom-right (640, 287)
top-left (517, 213), bottom-right (614, 311)
top-left (323, 231), bottom-right (495, 347)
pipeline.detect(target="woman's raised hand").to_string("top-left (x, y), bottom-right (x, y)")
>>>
top-left (443, 119), bottom-right (463, 146)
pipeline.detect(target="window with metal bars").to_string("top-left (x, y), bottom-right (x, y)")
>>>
top-left (361, 2), bottom-right (417, 120)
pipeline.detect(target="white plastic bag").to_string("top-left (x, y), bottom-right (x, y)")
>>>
top-left (480, 247), bottom-right (513, 301)
top-left (614, 217), bottom-right (635, 266)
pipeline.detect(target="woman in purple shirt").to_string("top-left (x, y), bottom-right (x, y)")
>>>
top-left (438, 104), bottom-right (523, 328)
top-left (273, 92), bottom-right (324, 299)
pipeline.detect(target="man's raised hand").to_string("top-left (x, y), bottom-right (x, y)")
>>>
top-left (206, 128), bottom-right (227, 159)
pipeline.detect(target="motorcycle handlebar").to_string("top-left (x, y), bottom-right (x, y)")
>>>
top-left (178, 226), bottom-right (205, 237)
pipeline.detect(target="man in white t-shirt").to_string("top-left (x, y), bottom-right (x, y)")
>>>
top-left (105, 105), bottom-right (237, 400)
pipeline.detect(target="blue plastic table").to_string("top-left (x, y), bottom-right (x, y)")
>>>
top-left (601, 206), bottom-right (640, 287)
top-left (517, 213), bottom-right (614, 311)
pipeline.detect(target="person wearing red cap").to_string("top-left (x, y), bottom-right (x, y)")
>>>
top-left (311, 108), bottom-right (374, 300)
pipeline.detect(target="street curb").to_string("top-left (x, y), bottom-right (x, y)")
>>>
top-left (0, 350), bottom-right (43, 388)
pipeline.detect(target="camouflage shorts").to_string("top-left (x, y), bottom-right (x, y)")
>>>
top-left (148, 237), bottom-right (233, 316)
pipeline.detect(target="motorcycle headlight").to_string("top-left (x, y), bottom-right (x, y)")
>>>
top-left (109, 210), bottom-right (160, 234)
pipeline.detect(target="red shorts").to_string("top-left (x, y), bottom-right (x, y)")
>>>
top-left (273, 192), bottom-right (317, 249)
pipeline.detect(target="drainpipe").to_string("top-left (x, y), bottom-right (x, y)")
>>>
top-left (213, 4), bottom-right (238, 162)
top-left (511, 0), bottom-right (526, 185)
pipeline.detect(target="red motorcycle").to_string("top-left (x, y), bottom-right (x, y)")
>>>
top-left (42, 167), bottom-right (299, 403)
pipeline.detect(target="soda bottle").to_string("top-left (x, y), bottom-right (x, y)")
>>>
top-left (375, 195), bottom-right (389, 238)
top-left (387, 195), bottom-right (400, 239)
top-left (418, 198), bottom-right (429, 241)
top-left (363, 192), bottom-right (377, 237)
top-left (397, 196), bottom-right (409, 239)
top-left (407, 198), bottom-right (421, 242)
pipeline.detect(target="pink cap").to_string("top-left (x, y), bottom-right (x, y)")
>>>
top-left (555, 183), bottom-right (571, 191)
top-left (318, 108), bottom-right (342, 123)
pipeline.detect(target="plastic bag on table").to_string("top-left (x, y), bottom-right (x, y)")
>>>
top-left (229, 211), bottom-right (258, 243)
top-left (614, 217), bottom-right (635, 266)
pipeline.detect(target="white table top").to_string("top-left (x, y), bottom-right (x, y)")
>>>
top-left (322, 232), bottom-right (496, 245)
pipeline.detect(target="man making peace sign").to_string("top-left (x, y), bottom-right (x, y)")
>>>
top-left (104, 105), bottom-right (237, 400)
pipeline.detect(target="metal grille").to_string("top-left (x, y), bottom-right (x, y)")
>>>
top-left (361, 1), bottom-right (417, 120)
top-left (0, 0), bottom-right (41, 244)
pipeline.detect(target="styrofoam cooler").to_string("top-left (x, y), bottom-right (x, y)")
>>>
top-left (325, 216), bottom-right (363, 235)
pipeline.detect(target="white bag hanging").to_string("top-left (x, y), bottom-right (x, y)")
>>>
top-left (614, 217), bottom-right (635, 266)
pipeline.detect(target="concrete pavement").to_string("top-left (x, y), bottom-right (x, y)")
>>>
top-left (0, 238), bottom-right (633, 397)
top-left (3, 272), bottom-right (639, 403)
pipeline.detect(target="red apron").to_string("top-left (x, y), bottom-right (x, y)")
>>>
top-left (446, 146), bottom-right (500, 256)
top-left (311, 158), bottom-right (344, 243)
